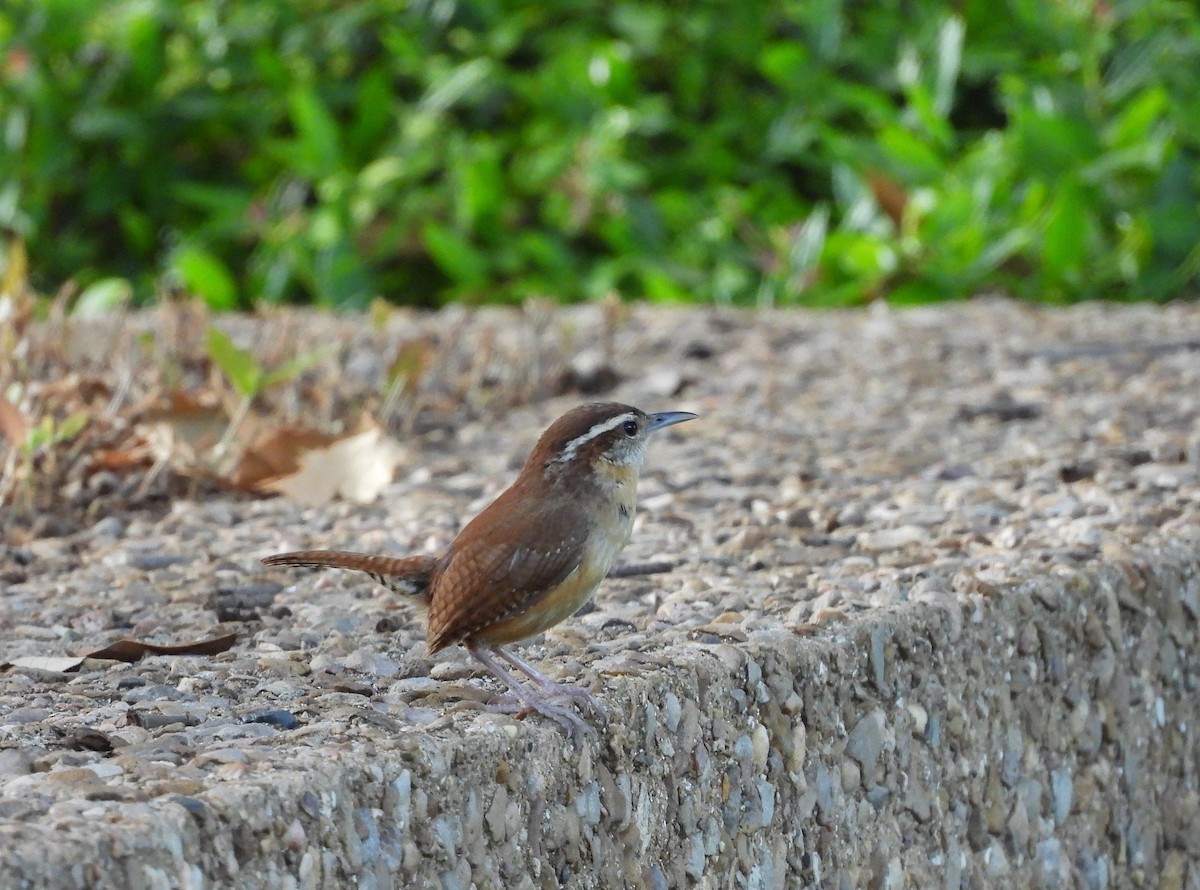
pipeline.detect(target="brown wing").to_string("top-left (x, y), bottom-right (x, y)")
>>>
top-left (426, 485), bottom-right (587, 652)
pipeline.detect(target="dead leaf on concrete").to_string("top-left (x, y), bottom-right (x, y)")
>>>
top-left (263, 426), bottom-right (407, 506)
top-left (225, 425), bottom-right (339, 491)
top-left (1, 633), bottom-right (239, 673)
top-left (83, 632), bottom-right (239, 663)
top-left (90, 440), bottom-right (155, 473)
top-left (3, 655), bottom-right (86, 673)
top-left (141, 389), bottom-right (228, 451)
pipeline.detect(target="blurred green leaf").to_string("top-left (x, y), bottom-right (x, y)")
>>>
top-left (422, 222), bottom-right (489, 288)
top-left (262, 346), bottom-right (335, 389)
top-left (878, 126), bottom-right (945, 180)
top-left (206, 327), bottom-right (261, 398)
top-left (73, 278), bottom-right (132, 318)
top-left (25, 417), bottom-right (55, 453)
top-left (759, 42), bottom-right (811, 87)
top-left (419, 59), bottom-right (494, 115)
top-left (934, 17), bottom-right (965, 118)
top-left (1108, 86), bottom-right (1169, 148)
top-left (288, 87), bottom-right (343, 178)
top-left (456, 140), bottom-right (504, 233)
top-left (56, 411), bottom-right (90, 443)
top-left (787, 206), bottom-right (830, 297)
top-left (313, 238), bottom-right (374, 308)
top-left (889, 279), bottom-right (945, 305)
top-left (348, 68), bottom-right (396, 161)
top-left (174, 247), bottom-right (238, 310)
top-left (1043, 180), bottom-right (1088, 281)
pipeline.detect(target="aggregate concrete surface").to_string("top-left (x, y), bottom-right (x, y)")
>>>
top-left (1, 300), bottom-right (1198, 889)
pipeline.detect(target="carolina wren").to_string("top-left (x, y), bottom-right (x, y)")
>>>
top-left (263, 402), bottom-right (696, 735)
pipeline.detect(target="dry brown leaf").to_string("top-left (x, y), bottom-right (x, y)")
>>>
top-left (90, 443), bottom-right (155, 473)
top-left (34, 374), bottom-right (113, 414)
top-left (866, 171), bottom-right (909, 228)
top-left (141, 389), bottom-right (227, 450)
top-left (83, 632), bottom-right (238, 663)
top-left (88, 422), bottom-right (175, 476)
top-left (265, 426), bottom-right (407, 506)
top-left (3, 655), bottom-right (86, 673)
top-left (2, 633), bottom-right (238, 672)
top-left (225, 425), bottom-right (339, 491)
top-left (0, 392), bottom-right (27, 445)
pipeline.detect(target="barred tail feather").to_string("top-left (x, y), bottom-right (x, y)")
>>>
top-left (262, 549), bottom-right (435, 598)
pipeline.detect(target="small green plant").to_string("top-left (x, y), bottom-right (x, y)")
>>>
top-left (0, 396), bottom-right (90, 509)
top-left (71, 278), bottom-right (133, 318)
top-left (205, 327), bottom-right (331, 457)
top-left (22, 411), bottom-right (89, 454)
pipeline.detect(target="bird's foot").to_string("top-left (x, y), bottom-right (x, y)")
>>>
top-left (467, 643), bottom-right (604, 737)
top-left (485, 690), bottom-right (593, 738)
top-left (529, 680), bottom-right (609, 718)
top-left (489, 646), bottom-right (608, 717)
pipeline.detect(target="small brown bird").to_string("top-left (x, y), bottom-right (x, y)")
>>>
top-left (263, 402), bottom-right (696, 735)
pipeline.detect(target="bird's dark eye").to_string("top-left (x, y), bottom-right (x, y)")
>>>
top-left (622, 420), bottom-right (639, 437)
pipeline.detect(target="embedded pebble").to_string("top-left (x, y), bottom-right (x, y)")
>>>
top-left (845, 711), bottom-right (887, 780)
top-left (344, 650), bottom-right (401, 678)
top-left (0, 749), bottom-right (33, 777)
top-left (857, 526), bottom-right (926, 551)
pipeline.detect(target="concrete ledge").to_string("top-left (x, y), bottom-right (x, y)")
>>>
top-left (3, 543), bottom-right (1195, 889)
top-left (3, 303), bottom-right (1199, 888)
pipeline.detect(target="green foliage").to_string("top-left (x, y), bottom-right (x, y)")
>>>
top-left (72, 278), bottom-right (133, 318)
top-left (206, 328), bottom-right (263, 399)
top-left (2, 0), bottom-right (1197, 306)
top-left (23, 411), bottom-right (88, 454)
top-left (206, 327), bottom-right (328, 398)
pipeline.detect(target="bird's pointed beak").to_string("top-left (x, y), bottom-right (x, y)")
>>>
top-left (647, 411), bottom-right (698, 433)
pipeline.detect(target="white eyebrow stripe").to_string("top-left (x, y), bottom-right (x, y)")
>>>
top-left (549, 412), bottom-right (638, 465)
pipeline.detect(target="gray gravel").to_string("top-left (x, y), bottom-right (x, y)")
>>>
top-left (2, 299), bottom-right (1199, 888)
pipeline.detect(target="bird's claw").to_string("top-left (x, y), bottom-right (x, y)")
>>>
top-left (485, 690), bottom-right (596, 737)
top-left (533, 681), bottom-right (609, 718)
